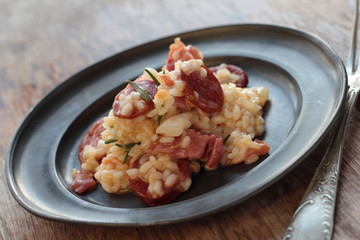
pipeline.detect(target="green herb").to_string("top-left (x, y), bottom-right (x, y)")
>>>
top-left (115, 142), bottom-right (140, 149)
top-left (223, 134), bottom-right (230, 144)
top-left (144, 68), bottom-right (161, 86)
top-left (162, 70), bottom-right (166, 74)
top-left (115, 142), bottom-right (141, 164)
top-left (123, 151), bottom-right (130, 164)
top-left (126, 80), bottom-right (151, 101)
top-left (104, 139), bottom-right (118, 144)
top-left (157, 115), bottom-right (163, 126)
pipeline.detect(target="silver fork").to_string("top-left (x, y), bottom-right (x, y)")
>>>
top-left (283, 1), bottom-right (360, 240)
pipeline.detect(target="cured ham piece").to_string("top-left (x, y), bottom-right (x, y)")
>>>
top-left (78, 118), bottom-right (105, 163)
top-left (71, 169), bottom-right (97, 194)
top-left (164, 38), bottom-right (203, 71)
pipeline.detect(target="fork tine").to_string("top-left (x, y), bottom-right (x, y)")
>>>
top-left (347, 0), bottom-right (359, 75)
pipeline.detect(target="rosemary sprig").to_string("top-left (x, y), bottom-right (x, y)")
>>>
top-left (104, 139), bottom-right (118, 144)
top-left (126, 80), bottom-right (151, 101)
top-left (144, 68), bottom-right (161, 86)
top-left (123, 151), bottom-right (130, 164)
top-left (115, 142), bottom-right (141, 164)
top-left (223, 134), bottom-right (230, 144)
top-left (157, 115), bottom-right (163, 126)
top-left (115, 142), bottom-right (141, 149)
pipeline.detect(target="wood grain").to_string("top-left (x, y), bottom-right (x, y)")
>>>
top-left (1, 0), bottom-right (359, 239)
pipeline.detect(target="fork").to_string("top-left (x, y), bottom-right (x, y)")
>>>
top-left (283, 1), bottom-right (360, 240)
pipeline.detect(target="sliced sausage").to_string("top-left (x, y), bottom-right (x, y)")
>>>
top-left (201, 134), bottom-right (223, 169)
top-left (181, 65), bottom-right (224, 114)
top-left (209, 64), bottom-right (248, 88)
top-left (152, 129), bottom-right (209, 160)
top-left (152, 129), bottom-right (223, 169)
top-left (174, 96), bottom-right (192, 111)
top-left (112, 75), bottom-right (158, 118)
top-left (128, 157), bottom-right (191, 206)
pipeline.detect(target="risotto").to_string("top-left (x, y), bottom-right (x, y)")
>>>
top-left (71, 38), bottom-right (270, 206)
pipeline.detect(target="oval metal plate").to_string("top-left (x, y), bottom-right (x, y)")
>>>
top-left (6, 24), bottom-right (347, 226)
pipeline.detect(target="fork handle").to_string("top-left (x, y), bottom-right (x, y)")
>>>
top-left (283, 88), bottom-right (359, 240)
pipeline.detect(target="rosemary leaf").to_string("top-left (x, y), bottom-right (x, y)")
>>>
top-left (145, 68), bottom-right (161, 86)
top-left (157, 115), bottom-right (163, 126)
top-left (123, 150), bottom-right (130, 164)
top-left (114, 142), bottom-right (141, 164)
top-left (223, 134), bottom-right (230, 144)
top-left (126, 80), bottom-right (151, 101)
top-left (115, 142), bottom-right (141, 149)
top-left (104, 139), bottom-right (118, 144)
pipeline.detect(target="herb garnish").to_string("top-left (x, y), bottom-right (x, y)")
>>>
top-left (157, 115), bottom-right (163, 126)
top-left (104, 139), bottom-right (118, 144)
top-left (223, 134), bottom-right (230, 144)
top-left (144, 68), bottom-right (161, 86)
top-left (115, 142), bottom-right (141, 164)
top-left (126, 80), bottom-right (151, 101)
top-left (115, 142), bottom-right (140, 149)
top-left (123, 151), bottom-right (131, 165)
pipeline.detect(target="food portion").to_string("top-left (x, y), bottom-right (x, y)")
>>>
top-left (71, 38), bottom-right (270, 206)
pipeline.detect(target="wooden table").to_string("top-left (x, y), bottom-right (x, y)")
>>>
top-left (1, 0), bottom-right (359, 239)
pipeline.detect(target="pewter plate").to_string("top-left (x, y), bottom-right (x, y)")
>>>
top-left (6, 24), bottom-right (347, 226)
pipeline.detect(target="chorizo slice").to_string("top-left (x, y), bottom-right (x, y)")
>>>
top-left (174, 96), bottom-right (192, 111)
top-left (152, 129), bottom-right (223, 169)
top-left (112, 75), bottom-right (158, 118)
top-left (165, 38), bottom-right (203, 71)
top-left (209, 64), bottom-right (248, 88)
top-left (201, 134), bottom-right (223, 169)
top-left (128, 157), bottom-right (191, 206)
top-left (181, 64), bottom-right (224, 114)
top-left (78, 118), bottom-right (106, 163)
top-left (152, 129), bottom-right (209, 160)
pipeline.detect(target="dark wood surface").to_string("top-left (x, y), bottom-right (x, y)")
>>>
top-left (1, 0), bottom-right (359, 239)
